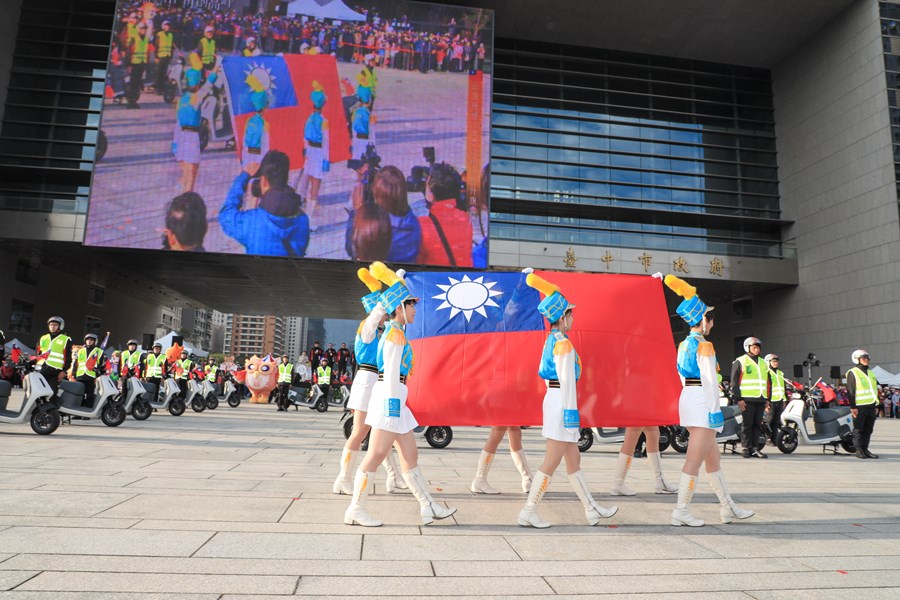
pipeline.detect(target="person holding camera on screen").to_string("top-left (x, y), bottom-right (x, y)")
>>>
top-left (163, 192), bottom-right (207, 252)
top-left (218, 149), bottom-right (310, 258)
top-left (417, 163), bottom-right (473, 267)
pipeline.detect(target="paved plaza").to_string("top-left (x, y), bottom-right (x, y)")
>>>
top-left (0, 401), bottom-right (899, 598)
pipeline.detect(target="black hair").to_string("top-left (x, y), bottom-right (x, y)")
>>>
top-left (165, 192), bottom-right (208, 249)
top-left (426, 162), bottom-right (465, 210)
top-left (257, 149), bottom-right (290, 189)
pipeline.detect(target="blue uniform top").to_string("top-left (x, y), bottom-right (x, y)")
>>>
top-left (538, 331), bottom-right (581, 381)
top-left (244, 113), bottom-right (267, 149)
top-left (676, 332), bottom-right (703, 379)
top-left (351, 105), bottom-right (371, 137)
top-left (304, 112), bottom-right (324, 144)
top-left (354, 320), bottom-right (379, 367)
top-left (377, 322), bottom-right (413, 376)
top-left (176, 91), bottom-right (202, 128)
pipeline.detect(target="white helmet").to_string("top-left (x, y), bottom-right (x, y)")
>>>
top-left (47, 316), bottom-right (65, 331)
top-left (743, 337), bottom-right (761, 352)
top-left (246, 36), bottom-right (256, 45)
top-left (851, 349), bottom-right (870, 365)
top-left (764, 353), bottom-right (778, 363)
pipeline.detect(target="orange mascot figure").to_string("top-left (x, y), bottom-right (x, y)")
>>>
top-left (245, 354), bottom-right (279, 403)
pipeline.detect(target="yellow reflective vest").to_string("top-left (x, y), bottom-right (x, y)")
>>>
top-left (770, 369), bottom-right (786, 402)
top-left (145, 353), bottom-right (166, 378)
top-left (317, 366), bottom-right (331, 385)
top-left (737, 354), bottom-right (769, 399)
top-left (848, 367), bottom-right (878, 406)
top-left (38, 333), bottom-right (71, 370)
top-left (278, 363), bottom-right (293, 384)
top-left (76, 346), bottom-right (103, 378)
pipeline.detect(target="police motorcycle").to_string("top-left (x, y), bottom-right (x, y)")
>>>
top-left (197, 55), bottom-right (234, 152)
top-left (0, 357), bottom-right (60, 435)
top-left (162, 52), bottom-right (184, 104)
top-left (57, 373), bottom-right (128, 428)
top-left (220, 372), bottom-right (240, 408)
top-left (144, 375), bottom-right (185, 417)
top-left (414, 425), bottom-right (454, 449)
top-left (184, 369), bottom-right (207, 413)
top-left (774, 382), bottom-right (854, 455)
top-left (578, 426), bottom-right (671, 455)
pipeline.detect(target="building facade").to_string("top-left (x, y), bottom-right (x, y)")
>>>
top-left (228, 314), bottom-right (284, 358)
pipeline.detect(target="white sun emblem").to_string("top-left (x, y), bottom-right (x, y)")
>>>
top-left (244, 62), bottom-right (277, 92)
top-left (433, 275), bottom-right (502, 322)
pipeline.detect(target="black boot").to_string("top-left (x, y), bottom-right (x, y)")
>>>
top-left (864, 449), bottom-right (879, 459)
top-left (855, 449), bottom-right (867, 459)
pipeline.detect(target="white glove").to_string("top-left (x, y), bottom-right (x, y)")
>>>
top-left (396, 269), bottom-right (407, 279)
top-left (651, 272), bottom-right (664, 280)
top-left (521, 267), bottom-right (534, 274)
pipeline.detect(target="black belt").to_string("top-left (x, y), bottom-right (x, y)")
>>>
top-left (357, 364), bottom-right (377, 373)
top-left (307, 141), bottom-right (322, 148)
top-left (684, 378), bottom-right (702, 387)
top-left (247, 146), bottom-right (261, 155)
top-left (546, 379), bottom-right (560, 388)
top-left (378, 373), bottom-right (407, 385)
top-left (356, 133), bottom-right (369, 139)
top-left (181, 125), bottom-right (199, 132)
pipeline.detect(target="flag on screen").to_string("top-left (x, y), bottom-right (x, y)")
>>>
top-left (814, 378), bottom-right (837, 402)
top-left (403, 270), bottom-right (682, 427)
top-left (221, 54), bottom-right (349, 168)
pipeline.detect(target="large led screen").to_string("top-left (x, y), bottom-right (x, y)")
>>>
top-left (87, 0), bottom-right (493, 267)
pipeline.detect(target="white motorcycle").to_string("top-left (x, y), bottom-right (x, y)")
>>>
top-left (0, 361), bottom-right (60, 435)
top-left (775, 389), bottom-right (855, 454)
top-left (57, 374), bottom-right (127, 427)
top-left (147, 377), bottom-right (185, 416)
top-left (185, 378), bottom-right (206, 413)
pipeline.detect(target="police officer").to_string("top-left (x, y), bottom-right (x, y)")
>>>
top-left (127, 22), bottom-right (150, 109)
top-left (847, 349), bottom-right (880, 459)
top-left (175, 349), bottom-right (193, 399)
top-left (242, 36), bottom-right (261, 57)
top-left (197, 26), bottom-right (216, 73)
top-left (338, 342), bottom-right (351, 378)
top-left (316, 357), bottom-right (332, 403)
top-left (730, 337), bottom-right (771, 458)
top-left (142, 342), bottom-right (167, 395)
top-left (765, 354), bottom-right (789, 444)
top-left (155, 20), bottom-right (176, 95)
top-left (36, 316), bottom-right (72, 395)
top-left (205, 357), bottom-right (218, 389)
top-left (120, 339), bottom-right (142, 386)
top-left (72, 333), bottom-right (104, 408)
top-left (276, 354), bottom-right (293, 411)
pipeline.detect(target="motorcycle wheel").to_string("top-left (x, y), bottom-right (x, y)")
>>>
top-left (577, 428), bottom-right (594, 452)
top-left (96, 130), bottom-right (108, 162)
top-left (671, 426), bottom-right (689, 453)
top-left (361, 432), bottom-right (369, 451)
top-left (775, 427), bottom-right (798, 454)
top-left (343, 416), bottom-right (354, 440)
top-left (191, 397), bottom-right (206, 412)
top-left (206, 395), bottom-right (218, 410)
top-left (199, 118), bottom-right (210, 151)
top-left (101, 403), bottom-right (127, 427)
top-left (227, 396), bottom-right (240, 408)
top-left (169, 400), bottom-right (186, 417)
top-left (162, 84), bottom-right (176, 104)
top-left (425, 426), bottom-right (453, 449)
top-left (131, 401), bottom-right (152, 421)
top-left (840, 437), bottom-right (856, 454)
top-left (30, 408), bottom-right (60, 435)
top-left (315, 398), bottom-right (328, 412)
top-left (635, 433), bottom-right (648, 458)
top-left (658, 426), bottom-right (671, 452)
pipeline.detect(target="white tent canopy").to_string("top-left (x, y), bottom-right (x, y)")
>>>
top-left (3, 338), bottom-right (35, 356)
top-left (871, 365), bottom-right (900, 386)
top-left (287, 0), bottom-right (366, 21)
top-left (154, 331), bottom-right (209, 359)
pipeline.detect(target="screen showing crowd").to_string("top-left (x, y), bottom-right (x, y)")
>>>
top-left (85, 0), bottom-right (493, 268)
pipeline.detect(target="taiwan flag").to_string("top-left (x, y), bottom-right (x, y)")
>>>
top-left (404, 271), bottom-right (683, 427)
top-left (221, 54), bottom-right (350, 169)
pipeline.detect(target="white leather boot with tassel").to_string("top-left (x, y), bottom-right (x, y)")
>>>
top-left (568, 470), bottom-right (618, 525)
top-left (343, 470), bottom-right (383, 527)
top-left (647, 451), bottom-right (678, 494)
top-left (382, 449), bottom-right (409, 494)
top-left (332, 448), bottom-right (357, 495)
top-left (470, 450), bottom-right (501, 494)
top-left (510, 448), bottom-right (533, 493)
top-left (610, 452), bottom-right (636, 496)
top-left (708, 470), bottom-right (755, 523)
top-left (403, 466), bottom-right (457, 525)
top-left (670, 472), bottom-right (704, 527)
top-left (517, 470), bottom-right (551, 528)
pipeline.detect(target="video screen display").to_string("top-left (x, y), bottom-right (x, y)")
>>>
top-left (86, 0), bottom-right (493, 267)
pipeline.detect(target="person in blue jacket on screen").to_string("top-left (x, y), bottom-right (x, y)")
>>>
top-left (218, 150), bottom-right (310, 257)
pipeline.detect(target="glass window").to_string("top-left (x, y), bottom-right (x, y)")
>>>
top-left (9, 299), bottom-right (35, 334)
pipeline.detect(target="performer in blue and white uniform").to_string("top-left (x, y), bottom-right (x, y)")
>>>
top-left (333, 267), bottom-right (408, 495)
top-left (517, 270), bottom-right (617, 528)
top-left (664, 273), bottom-right (755, 527)
top-left (344, 262), bottom-right (457, 527)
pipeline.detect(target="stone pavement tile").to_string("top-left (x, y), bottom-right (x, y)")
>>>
top-left (545, 570), bottom-right (900, 594)
top-left (32, 458), bottom-right (158, 472)
top-left (748, 589), bottom-right (900, 600)
top-left (363, 534), bottom-right (520, 561)
top-left (0, 527), bottom-right (213, 557)
top-left (685, 532), bottom-right (897, 558)
top-left (0, 516), bottom-right (138, 529)
top-left (96, 493), bottom-right (292, 522)
top-left (280, 497), bottom-right (432, 526)
top-left (224, 596), bottom-right (754, 600)
top-left (0, 554), bottom-right (432, 576)
top-left (793, 555), bottom-right (900, 571)
top-left (139, 459), bottom-right (241, 472)
top-left (194, 531), bottom-right (361, 560)
top-left (34, 483), bottom-right (292, 499)
top-left (0, 572), bottom-right (37, 591)
top-left (506, 533), bottom-right (723, 561)
top-left (0, 490), bottom-right (135, 518)
top-left (17, 572), bottom-right (297, 595)
top-left (432, 557), bottom-right (810, 577)
top-left (0, 458), bottom-right (52, 469)
top-left (0, 594), bottom-right (219, 600)
top-left (124, 477), bottom-right (261, 491)
top-left (707, 522), bottom-right (873, 535)
top-left (144, 448), bottom-right (260, 460)
top-left (130, 519), bottom-right (422, 535)
top-left (0, 556), bottom-right (11, 565)
top-left (2, 474), bottom-right (145, 489)
top-left (295, 575), bottom-right (554, 596)
top-left (248, 479), bottom-right (306, 494)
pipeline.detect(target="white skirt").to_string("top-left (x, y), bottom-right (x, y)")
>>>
top-left (304, 145), bottom-right (325, 179)
top-left (679, 385), bottom-right (724, 433)
top-left (541, 387), bottom-right (580, 443)
top-left (351, 134), bottom-right (369, 161)
top-left (346, 369), bottom-right (378, 412)
top-left (364, 380), bottom-right (418, 434)
top-left (173, 125), bottom-right (201, 164)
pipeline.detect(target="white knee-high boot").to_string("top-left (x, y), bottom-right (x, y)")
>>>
top-left (610, 452), bottom-right (636, 496)
top-left (517, 470), bottom-right (551, 528)
top-left (382, 449), bottom-right (409, 494)
top-left (470, 450), bottom-right (501, 494)
top-left (647, 451), bottom-right (677, 494)
top-left (510, 448), bottom-right (533, 493)
top-left (568, 470), bottom-right (618, 525)
top-left (670, 472), bottom-right (704, 527)
top-left (333, 448), bottom-right (358, 495)
top-left (707, 470), bottom-right (755, 523)
top-left (403, 466), bottom-right (457, 525)
top-left (343, 470), bottom-right (382, 527)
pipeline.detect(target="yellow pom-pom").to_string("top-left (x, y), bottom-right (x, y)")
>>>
top-left (189, 52), bottom-right (203, 71)
top-left (698, 342), bottom-right (716, 357)
top-left (525, 273), bottom-right (559, 298)
top-left (664, 274), bottom-right (696, 300)
top-left (553, 338), bottom-right (574, 356)
top-left (311, 80), bottom-right (324, 92)
top-left (369, 261), bottom-right (403, 287)
top-left (245, 73), bottom-right (265, 92)
top-left (384, 326), bottom-right (407, 346)
top-left (358, 267), bottom-right (382, 293)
